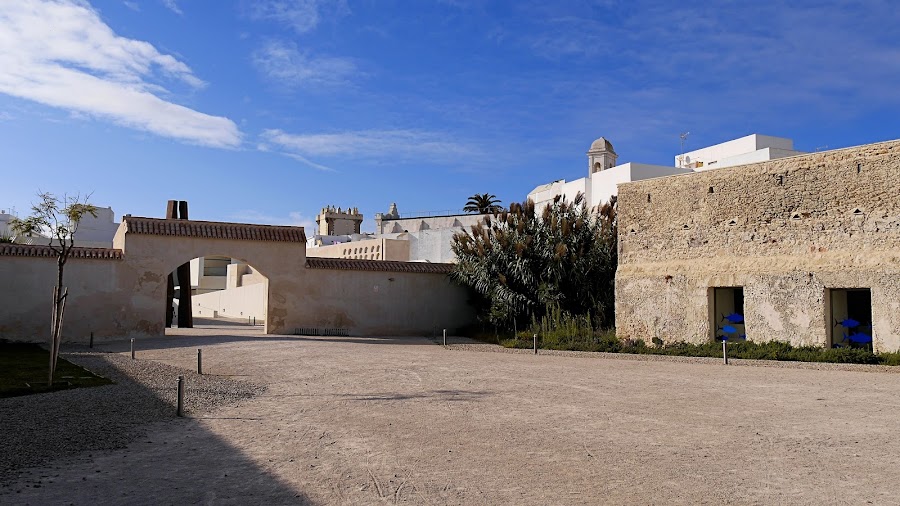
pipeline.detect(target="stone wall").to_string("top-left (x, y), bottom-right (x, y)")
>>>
top-left (616, 138), bottom-right (900, 352)
top-left (1, 219), bottom-right (475, 343)
top-left (0, 250), bottom-right (132, 343)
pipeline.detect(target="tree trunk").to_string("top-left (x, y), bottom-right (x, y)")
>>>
top-left (48, 285), bottom-right (58, 386)
top-left (52, 287), bottom-right (67, 384)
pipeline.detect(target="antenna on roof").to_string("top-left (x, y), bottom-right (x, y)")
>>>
top-left (678, 132), bottom-right (690, 168)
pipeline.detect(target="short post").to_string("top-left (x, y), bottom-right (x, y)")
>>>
top-left (722, 339), bottom-right (728, 365)
top-left (253, 316), bottom-right (256, 326)
top-left (197, 349), bottom-right (203, 375)
top-left (534, 334), bottom-right (538, 355)
top-left (443, 329), bottom-right (447, 346)
top-left (176, 375), bottom-right (184, 417)
top-left (248, 316), bottom-right (251, 325)
top-left (89, 332), bottom-right (94, 349)
top-left (130, 338), bottom-right (135, 360)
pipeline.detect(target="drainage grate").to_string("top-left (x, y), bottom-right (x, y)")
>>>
top-left (294, 327), bottom-right (349, 337)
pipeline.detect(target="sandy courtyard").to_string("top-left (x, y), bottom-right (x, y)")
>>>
top-left (4, 327), bottom-right (900, 505)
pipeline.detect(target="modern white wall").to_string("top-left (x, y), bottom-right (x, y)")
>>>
top-left (74, 207), bottom-right (119, 246)
top-left (679, 134), bottom-right (804, 170)
top-left (193, 281), bottom-right (267, 320)
top-left (531, 163), bottom-right (691, 214)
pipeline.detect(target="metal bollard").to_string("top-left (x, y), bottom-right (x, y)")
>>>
top-left (248, 316), bottom-right (251, 325)
top-left (89, 332), bottom-right (94, 349)
top-left (197, 349), bottom-right (203, 375)
top-left (534, 334), bottom-right (538, 355)
top-left (722, 340), bottom-right (728, 365)
top-left (131, 338), bottom-right (135, 360)
top-left (253, 316), bottom-right (256, 326)
top-left (176, 375), bottom-right (184, 417)
top-left (443, 329), bottom-right (447, 346)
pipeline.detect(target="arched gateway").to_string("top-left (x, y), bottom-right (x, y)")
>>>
top-left (115, 216), bottom-right (307, 334)
top-left (0, 216), bottom-right (474, 343)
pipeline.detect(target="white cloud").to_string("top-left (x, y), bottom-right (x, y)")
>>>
top-left (161, 0), bottom-right (182, 15)
top-left (252, 39), bottom-right (357, 88)
top-left (0, 0), bottom-right (241, 148)
top-left (259, 128), bottom-right (483, 169)
top-left (249, 0), bottom-right (347, 34)
top-left (122, 1), bottom-right (139, 11)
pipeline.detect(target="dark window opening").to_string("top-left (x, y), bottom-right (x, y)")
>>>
top-left (711, 287), bottom-right (745, 342)
top-left (829, 288), bottom-right (872, 350)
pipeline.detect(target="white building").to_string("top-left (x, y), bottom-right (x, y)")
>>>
top-left (528, 134), bottom-right (807, 213)
top-left (1, 206), bottom-right (119, 247)
top-left (676, 134), bottom-right (805, 170)
top-left (306, 204), bottom-right (491, 263)
top-left (528, 137), bottom-right (691, 213)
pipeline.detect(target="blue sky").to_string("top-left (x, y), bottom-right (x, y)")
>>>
top-left (1, 0), bottom-right (899, 232)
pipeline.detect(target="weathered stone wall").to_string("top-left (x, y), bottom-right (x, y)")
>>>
top-left (0, 253), bottom-right (132, 342)
top-left (616, 139), bottom-right (900, 352)
top-left (297, 266), bottom-right (474, 336)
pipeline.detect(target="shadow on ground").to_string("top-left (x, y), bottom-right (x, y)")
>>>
top-left (97, 333), bottom-right (443, 353)
top-left (0, 350), bottom-right (314, 504)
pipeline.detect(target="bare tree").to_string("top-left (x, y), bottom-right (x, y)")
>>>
top-left (10, 192), bottom-right (97, 386)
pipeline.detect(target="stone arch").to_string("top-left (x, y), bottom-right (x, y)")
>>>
top-left (116, 217), bottom-right (307, 335)
top-left (163, 252), bottom-right (271, 330)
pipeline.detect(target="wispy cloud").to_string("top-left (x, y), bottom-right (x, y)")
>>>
top-left (252, 40), bottom-right (358, 89)
top-left (259, 128), bottom-right (483, 170)
top-left (248, 0), bottom-right (348, 34)
top-left (161, 0), bottom-right (182, 15)
top-left (515, 1), bottom-right (900, 110)
top-left (227, 209), bottom-right (315, 229)
top-left (0, 0), bottom-right (241, 148)
top-left (122, 1), bottom-right (139, 12)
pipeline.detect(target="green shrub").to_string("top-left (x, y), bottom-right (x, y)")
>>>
top-left (487, 329), bottom-right (900, 366)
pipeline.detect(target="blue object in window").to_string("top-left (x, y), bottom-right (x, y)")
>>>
top-left (725, 313), bottom-right (744, 324)
top-left (839, 318), bottom-right (860, 329)
top-left (847, 332), bottom-right (872, 344)
top-left (722, 325), bottom-right (737, 334)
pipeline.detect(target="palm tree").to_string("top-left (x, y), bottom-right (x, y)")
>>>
top-left (464, 193), bottom-right (502, 214)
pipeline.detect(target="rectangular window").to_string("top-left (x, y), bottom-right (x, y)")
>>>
top-left (711, 287), bottom-right (745, 342)
top-left (828, 288), bottom-right (873, 350)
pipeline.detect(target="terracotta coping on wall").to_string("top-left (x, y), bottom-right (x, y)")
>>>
top-left (305, 257), bottom-right (454, 274)
top-left (0, 244), bottom-right (124, 260)
top-left (123, 217), bottom-right (307, 243)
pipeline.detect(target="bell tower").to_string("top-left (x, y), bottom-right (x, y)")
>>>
top-left (587, 137), bottom-right (617, 176)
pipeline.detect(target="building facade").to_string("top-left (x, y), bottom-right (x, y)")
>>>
top-left (616, 138), bottom-right (900, 352)
top-left (529, 134), bottom-right (807, 215)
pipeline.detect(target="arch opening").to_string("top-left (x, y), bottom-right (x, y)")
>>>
top-left (164, 254), bottom-right (270, 334)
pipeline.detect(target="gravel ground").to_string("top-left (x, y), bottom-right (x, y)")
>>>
top-left (0, 347), bottom-right (264, 484)
top-left (6, 331), bottom-right (900, 504)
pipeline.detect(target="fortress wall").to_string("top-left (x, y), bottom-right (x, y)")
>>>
top-left (616, 139), bottom-right (900, 351)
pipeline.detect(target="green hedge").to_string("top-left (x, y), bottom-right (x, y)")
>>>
top-left (486, 331), bottom-right (900, 366)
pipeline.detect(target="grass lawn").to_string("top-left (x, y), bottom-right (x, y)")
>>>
top-left (0, 341), bottom-right (112, 398)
